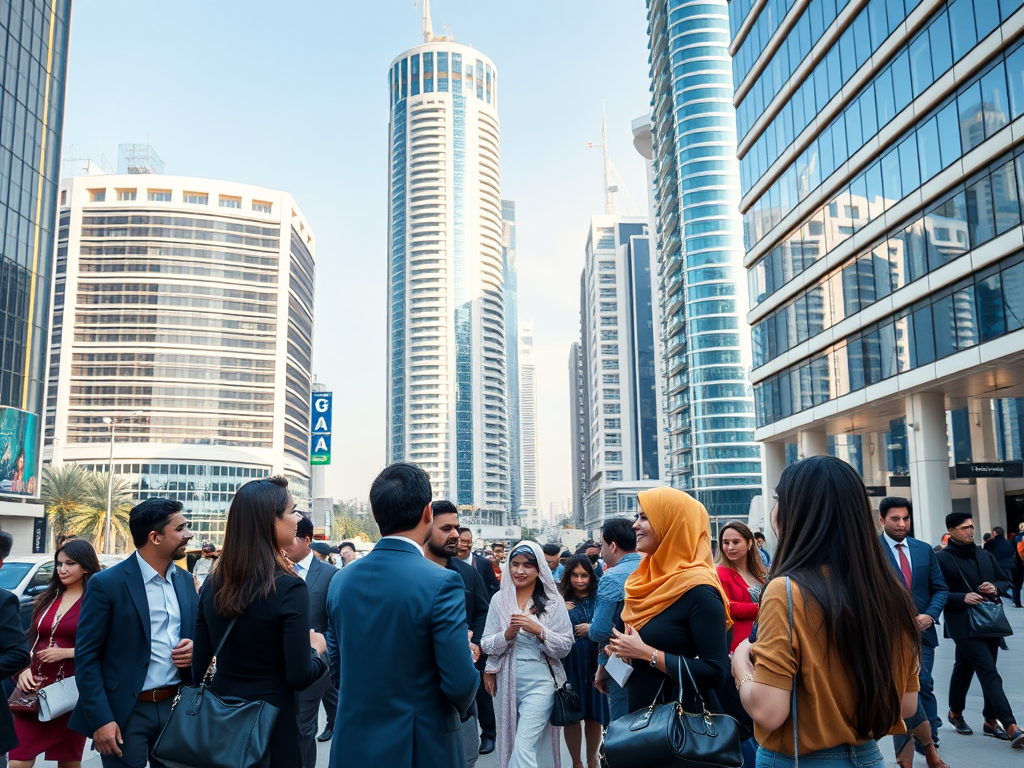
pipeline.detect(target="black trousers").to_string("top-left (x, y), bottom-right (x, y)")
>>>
top-left (948, 636), bottom-right (1016, 727)
top-left (296, 672), bottom-right (331, 768)
top-left (476, 670), bottom-right (495, 740)
top-left (322, 678), bottom-right (338, 726)
top-left (99, 698), bottom-right (174, 768)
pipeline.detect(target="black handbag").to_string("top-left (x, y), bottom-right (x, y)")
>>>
top-left (604, 655), bottom-right (744, 768)
top-left (947, 555), bottom-right (1014, 639)
top-left (546, 655), bottom-right (583, 726)
top-left (152, 619), bottom-right (280, 768)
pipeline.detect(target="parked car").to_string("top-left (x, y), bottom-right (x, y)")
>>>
top-left (0, 553), bottom-right (124, 630)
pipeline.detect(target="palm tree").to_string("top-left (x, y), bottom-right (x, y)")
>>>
top-left (73, 472), bottom-right (134, 553)
top-left (40, 464), bottom-right (92, 545)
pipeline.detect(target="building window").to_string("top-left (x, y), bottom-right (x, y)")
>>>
top-left (600, 302), bottom-right (617, 313)
top-left (253, 200), bottom-right (272, 214)
top-left (87, 189), bottom-right (106, 202)
top-left (600, 288), bottom-right (617, 298)
top-left (60, 190), bottom-right (67, 206)
top-left (606, 451), bottom-right (623, 464)
top-left (219, 195), bottom-right (241, 209)
top-left (116, 189), bottom-right (136, 201)
top-left (607, 471), bottom-right (623, 481)
top-left (603, 403), bottom-right (620, 414)
top-left (600, 317), bottom-right (616, 326)
top-left (183, 192), bottom-right (208, 205)
top-left (148, 189), bottom-right (172, 202)
top-left (602, 373), bottom-right (619, 384)
top-left (599, 261), bottom-right (615, 271)
top-left (604, 418), bottom-right (621, 429)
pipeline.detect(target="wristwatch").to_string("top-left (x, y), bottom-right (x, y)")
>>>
top-left (649, 649), bottom-right (659, 667)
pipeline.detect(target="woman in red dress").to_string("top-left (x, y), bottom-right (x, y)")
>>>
top-left (10, 539), bottom-right (100, 768)
top-left (715, 522), bottom-right (767, 652)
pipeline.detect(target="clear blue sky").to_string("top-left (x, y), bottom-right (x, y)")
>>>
top-left (61, 0), bottom-right (654, 510)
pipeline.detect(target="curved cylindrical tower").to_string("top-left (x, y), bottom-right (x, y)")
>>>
top-left (386, 38), bottom-right (508, 523)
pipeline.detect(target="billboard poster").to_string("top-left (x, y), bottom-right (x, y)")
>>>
top-left (0, 407), bottom-right (40, 498)
top-left (311, 392), bottom-right (332, 466)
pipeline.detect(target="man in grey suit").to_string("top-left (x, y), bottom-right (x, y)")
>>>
top-left (285, 515), bottom-right (338, 768)
top-left (326, 463), bottom-right (479, 768)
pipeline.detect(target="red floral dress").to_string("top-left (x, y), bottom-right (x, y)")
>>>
top-left (10, 597), bottom-right (86, 761)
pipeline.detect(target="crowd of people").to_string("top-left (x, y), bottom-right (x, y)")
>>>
top-left (0, 457), bottom-right (1018, 768)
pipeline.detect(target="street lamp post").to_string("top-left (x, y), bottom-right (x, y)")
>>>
top-left (101, 411), bottom-right (143, 554)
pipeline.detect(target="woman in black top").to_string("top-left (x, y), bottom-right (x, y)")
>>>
top-left (193, 477), bottom-right (328, 768)
top-left (604, 487), bottom-right (730, 714)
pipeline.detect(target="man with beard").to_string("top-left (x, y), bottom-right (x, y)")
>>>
top-left (426, 501), bottom-right (491, 767)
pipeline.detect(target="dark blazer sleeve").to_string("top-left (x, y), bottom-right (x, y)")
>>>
top-left (476, 558), bottom-right (500, 597)
top-left (987, 550), bottom-right (1012, 594)
top-left (326, 577), bottom-right (341, 692)
top-left (73, 576), bottom-right (116, 730)
top-left (0, 592), bottom-right (29, 679)
top-left (467, 565), bottom-right (489, 644)
top-left (922, 546), bottom-right (948, 621)
top-left (432, 570), bottom-right (479, 715)
top-left (280, 577), bottom-right (327, 692)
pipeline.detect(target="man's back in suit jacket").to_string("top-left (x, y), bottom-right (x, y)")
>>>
top-left (304, 555), bottom-right (337, 634)
top-left (70, 554), bottom-right (197, 737)
top-left (326, 537), bottom-right (479, 768)
top-left (879, 534), bottom-right (948, 647)
top-left (473, 554), bottom-right (500, 597)
top-left (0, 588), bottom-right (30, 754)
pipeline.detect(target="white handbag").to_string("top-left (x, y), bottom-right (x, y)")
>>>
top-left (37, 675), bottom-right (77, 722)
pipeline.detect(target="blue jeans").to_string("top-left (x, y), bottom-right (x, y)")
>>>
top-left (919, 644), bottom-right (939, 737)
top-left (757, 742), bottom-right (884, 768)
top-left (607, 677), bottom-right (629, 721)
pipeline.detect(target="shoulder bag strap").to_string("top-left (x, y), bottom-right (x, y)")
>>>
top-left (201, 617), bottom-right (237, 686)
top-left (943, 553), bottom-right (978, 594)
top-left (785, 577), bottom-right (798, 766)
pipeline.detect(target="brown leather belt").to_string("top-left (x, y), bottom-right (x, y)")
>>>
top-left (138, 685), bottom-right (178, 703)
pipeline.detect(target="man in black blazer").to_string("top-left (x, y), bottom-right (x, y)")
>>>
top-left (0, 531), bottom-right (31, 767)
top-left (71, 499), bottom-right (198, 767)
top-left (326, 463), bottom-right (479, 768)
top-left (936, 511), bottom-right (1022, 747)
top-left (878, 497), bottom-right (949, 747)
top-left (456, 526), bottom-right (499, 752)
top-left (285, 514), bottom-right (338, 766)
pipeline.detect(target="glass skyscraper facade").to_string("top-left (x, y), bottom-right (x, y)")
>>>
top-left (503, 199), bottom-right (521, 520)
top-left (732, 0), bottom-right (1024, 541)
top-left (646, 0), bottom-right (762, 525)
top-left (0, 0), bottom-right (70, 512)
top-left (386, 39), bottom-right (509, 523)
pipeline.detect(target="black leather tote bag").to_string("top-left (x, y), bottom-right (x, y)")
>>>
top-left (604, 655), bottom-right (743, 768)
top-left (152, 618), bottom-right (280, 768)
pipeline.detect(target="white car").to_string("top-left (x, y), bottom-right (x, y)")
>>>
top-left (0, 553), bottom-right (124, 630)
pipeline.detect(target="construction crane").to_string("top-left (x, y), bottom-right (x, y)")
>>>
top-left (415, 0), bottom-right (454, 43)
top-left (588, 102), bottom-right (641, 216)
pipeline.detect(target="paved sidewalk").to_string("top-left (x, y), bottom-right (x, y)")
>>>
top-left (41, 606), bottom-right (1024, 767)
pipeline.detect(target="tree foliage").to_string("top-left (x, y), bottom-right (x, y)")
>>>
top-left (40, 465), bottom-right (134, 552)
top-left (330, 500), bottom-right (380, 542)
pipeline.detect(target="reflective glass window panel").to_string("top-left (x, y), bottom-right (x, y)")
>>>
top-left (932, 293), bottom-right (956, 358)
top-left (878, 320), bottom-right (898, 380)
top-left (892, 52), bottom-right (913, 113)
top-left (909, 33), bottom-right (933, 95)
top-left (894, 314), bottom-right (912, 372)
top-left (1002, 259), bottom-right (1024, 331)
top-left (966, 174), bottom-right (996, 247)
top-left (958, 82), bottom-right (984, 152)
top-left (1007, 43), bottom-right (1024, 120)
top-left (898, 136), bottom-right (920, 197)
top-left (936, 100), bottom-right (962, 169)
top-left (981, 64), bottom-right (1010, 137)
top-left (974, 0), bottom-right (999, 40)
top-left (929, 12), bottom-right (953, 78)
top-left (876, 66), bottom-right (897, 126)
top-left (917, 116), bottom-right (942, 183)
top-left (948, 0), bottom-right (977, 62)
top-left (954, 284), bottom-right (979, 350)
top-left (977, 271), bottom-right (1005, 341)
top-left (992, 159), bottom-right (1021, 235)
top-left (911, 304), bottom-right (935, 366)
top-left (862, 329), bottom-right (882, 385)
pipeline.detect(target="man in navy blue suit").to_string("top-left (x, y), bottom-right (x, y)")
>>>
top-left (327, 463), bottom-right (479, 768)
top-left (879, 497), bottom-right (949, 745)
top-left (71, 499), bottom-right (198, 768)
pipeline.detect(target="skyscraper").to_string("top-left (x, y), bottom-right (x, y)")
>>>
top-left (45, 171), bottom-right (316, 543)
top-left (732, 0), bottom-right (1024, 542)
top-left (503, 199), bottom-right (521, 521)
top-left (518, 321), bottom-right (539, 515)
top-left (568, 341), bottom-right (588, 527)
top-left (0, 0), bottom-right (72, 546)
top-left (646, 0), bottom-right (763, 527)
top-left (386, 13), bottom-right (508, 524)
top-left (582, 216), bottom-right (664, 529)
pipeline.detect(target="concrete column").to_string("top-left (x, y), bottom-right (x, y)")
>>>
top-left (799, 429), bottom-right (827, 459)
top-left (761, 441), bottom-right (786, 551)
top-left (968, 398), bottom-right (1006, 534)
top-left (861, 432), bottom-right (886, 488)
top-left (906, 393), bottom-right (952, 546)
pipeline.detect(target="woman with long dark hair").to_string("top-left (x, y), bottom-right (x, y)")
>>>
top-left (557, 555), bottom-right (607, 768)
top-left (481, 541), bottom-right (573, 768)
top-left (192, 477), bottom-right (327, 768)
top-left (731, 456), bottom-right (921, 768)
top-left (716, 521), bottom-right (766, 653)
top-left (10, 539), bottom-right (101, 768)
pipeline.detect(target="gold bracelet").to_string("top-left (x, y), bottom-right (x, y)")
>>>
top-left (736, 673), bottom-right (755, 691)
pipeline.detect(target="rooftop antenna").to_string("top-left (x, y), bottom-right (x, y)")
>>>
top-left (588, 101), bottom-right (640, 216)
top-left (415, 0), bottom-right (451, 43)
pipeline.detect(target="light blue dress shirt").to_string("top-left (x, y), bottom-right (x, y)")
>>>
top-left (588, 552), bottom-right (643, 665)
top-left (136, 552), bottom-right (182, 690)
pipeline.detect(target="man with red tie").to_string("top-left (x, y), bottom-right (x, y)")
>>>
top-left (879, 497), bottom-right (948, 749)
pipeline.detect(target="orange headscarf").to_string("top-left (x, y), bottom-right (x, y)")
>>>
top-left (621, 487), bottom-right (733, 631)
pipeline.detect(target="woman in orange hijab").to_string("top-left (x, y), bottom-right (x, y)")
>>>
top-left (604, 487), bottom-right (733, 716)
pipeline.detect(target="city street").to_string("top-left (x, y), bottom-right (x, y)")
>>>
top-left (38, 603), bottom-right (1024, 767)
